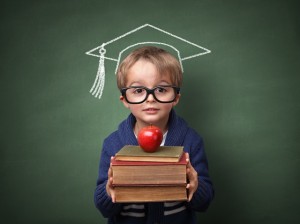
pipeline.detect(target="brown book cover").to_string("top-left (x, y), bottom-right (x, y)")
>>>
top-left (114, 185), bottom-right (187, 203)
top-left (112, 154), bottom-right (187, 186)
top-left (115, 145), bottom-right (184, 162)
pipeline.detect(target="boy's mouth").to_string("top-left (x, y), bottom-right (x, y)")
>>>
top-left (143, 108), bottom-right (159, 112)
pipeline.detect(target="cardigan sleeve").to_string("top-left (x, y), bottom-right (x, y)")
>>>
top-left (94, 116), bottom-right (138, 218)
top-left (184, 129), bottom-right (214, 211)
top-left (94, 138), bottom-right (122, 218)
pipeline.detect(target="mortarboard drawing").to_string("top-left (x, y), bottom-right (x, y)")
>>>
top-left (86, 23), bottom-right (211, 99)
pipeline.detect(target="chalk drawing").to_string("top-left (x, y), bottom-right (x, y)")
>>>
top-left (86, 23), bottom-right (211, 99)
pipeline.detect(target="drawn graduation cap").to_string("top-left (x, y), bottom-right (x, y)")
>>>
top-left (86, 23), bottom-right (211, 99)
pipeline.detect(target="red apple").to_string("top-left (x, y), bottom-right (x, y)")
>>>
top-left (137, 125), bottom-right (163, 152)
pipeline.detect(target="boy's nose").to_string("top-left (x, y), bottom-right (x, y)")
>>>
top-left (146, 93), bottom-right (156, 102)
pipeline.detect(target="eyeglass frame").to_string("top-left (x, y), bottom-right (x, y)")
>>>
top-left (120, 85), bottom-right (181, 104)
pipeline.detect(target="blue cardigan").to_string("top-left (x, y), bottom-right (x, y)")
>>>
top-left (94, 110), bottom-right (214, 224)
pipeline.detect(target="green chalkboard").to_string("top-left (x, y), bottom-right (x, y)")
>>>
top-left (1, 0), bottom-right (299, 223)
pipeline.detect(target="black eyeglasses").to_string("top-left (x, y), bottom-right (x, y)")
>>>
top-left (121, 85), bottom-right (180, 104)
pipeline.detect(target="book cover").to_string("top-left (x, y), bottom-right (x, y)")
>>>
top-left (115, 145), bottom-right (184, 162)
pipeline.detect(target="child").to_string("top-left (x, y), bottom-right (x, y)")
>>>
top-left (94, 46), bottom-right (214, 224)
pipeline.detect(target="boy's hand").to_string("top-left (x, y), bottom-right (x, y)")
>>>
top-left (185, 153), bottom-right (198, 202)
top-left (106, 156), bottom-right (116, 203)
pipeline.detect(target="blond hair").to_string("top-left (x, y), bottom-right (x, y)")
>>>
top-left (116, 46), bottom-right (183, 89)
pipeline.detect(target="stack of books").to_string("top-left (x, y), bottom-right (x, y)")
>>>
top-left (112, 145), bottom-right (187, 203)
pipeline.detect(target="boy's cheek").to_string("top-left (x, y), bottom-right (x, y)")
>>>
top-left (120, 96), bottom-right (130, 108)
top-left (173, 94), bottom-right (181, 106)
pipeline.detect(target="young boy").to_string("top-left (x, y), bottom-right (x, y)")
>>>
top-left (94, 46), bottom-right (214, 224)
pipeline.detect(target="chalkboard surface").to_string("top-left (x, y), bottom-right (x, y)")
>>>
top-left (1, 0), bottom-right (299, 223)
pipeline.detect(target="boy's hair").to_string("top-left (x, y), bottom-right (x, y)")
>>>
top-left (116, 46), bottom-right (183, 89)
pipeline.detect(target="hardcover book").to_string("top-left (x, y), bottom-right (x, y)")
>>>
top-left (115, 145), bottom-right (184, 162)
top-left (114, 185), bottom-right (187, 203)
top-left (112, 153), bottom-right (187, 186)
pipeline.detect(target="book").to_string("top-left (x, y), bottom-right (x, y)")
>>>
top-left (115, 145), bottom-right (184, 162)
top-left (114, 185), bottom-right (187, 203)
top-left (112, 153), bottom-right (187, 186)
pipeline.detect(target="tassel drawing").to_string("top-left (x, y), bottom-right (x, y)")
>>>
top-left (90, 45), bottom-right (106, 99)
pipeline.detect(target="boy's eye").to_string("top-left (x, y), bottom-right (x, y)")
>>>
top-left (133, 88), bottom-right (145, 94)
top-left (156, 87), bottom-right (167, 93)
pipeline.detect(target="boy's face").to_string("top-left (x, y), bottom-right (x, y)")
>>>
top-left (120, 59), bottom-right (180, 131)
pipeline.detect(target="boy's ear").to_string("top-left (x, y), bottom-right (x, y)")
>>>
top-left (120, 95), bottom-right (130, 108)
top-left (172, 93), bottom-right (181, 107)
